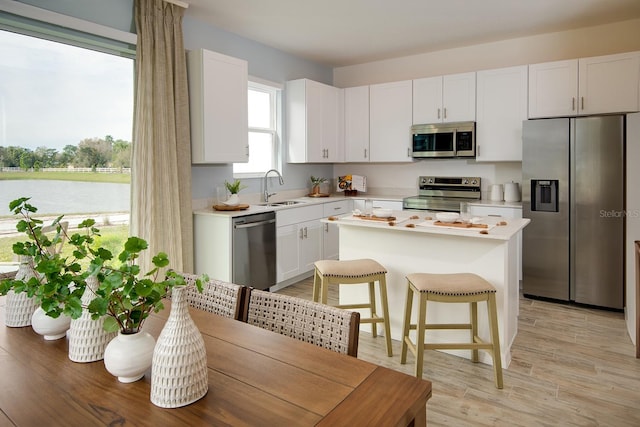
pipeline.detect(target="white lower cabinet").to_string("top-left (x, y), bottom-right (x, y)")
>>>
top-left (276, 204), bottom-right (324, 282)
top-left (322, 200), bottom-right (352, 260)
top-left (469, 204), bottom-right (523, 281)
top-left (353, 199), bottom-right (403, 211)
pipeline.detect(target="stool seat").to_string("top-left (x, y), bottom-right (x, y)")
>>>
top-left (401, 272), bottom-right (503, 389)
top-left (313, 258), bottom-right (393, 357)
top-left (406, 272), bottom-right (496, 296)
top-left (315, 259), bottom-right (387, 278)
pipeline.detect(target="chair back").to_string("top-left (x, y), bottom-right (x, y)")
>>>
top-left (178, 273), bottom-right (247, 321)
top-left (41, 221), bottom-right (69, 256)
top-left (246, 289), bottom-right (360, 357)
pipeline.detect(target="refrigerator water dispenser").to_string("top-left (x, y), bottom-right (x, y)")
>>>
top-left (532, 180), bottom-right (558, 212)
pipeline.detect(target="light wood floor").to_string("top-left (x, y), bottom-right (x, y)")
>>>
top-left (278, 277), bottom-right (640, 427)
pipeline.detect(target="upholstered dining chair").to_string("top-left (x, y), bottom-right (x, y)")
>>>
top-left (177, 273), bottom-right (248, 321)
top-left (245, 289), bottom-right (360, 357)
top-left (41, 221), bottom-right (69, 256)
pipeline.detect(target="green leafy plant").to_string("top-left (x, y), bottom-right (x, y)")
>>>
top-left (310, 176), bottom-right (328, 186)
top-left (224, 179), bottom-right (247, 194)
top-left (0, 197), bottom-right (205, 334)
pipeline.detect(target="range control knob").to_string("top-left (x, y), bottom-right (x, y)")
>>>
top-left (471, 179), bottom-right (477, 185)
top-left (463, 179), bottom-right (469, 185)
top-left (428, 178), bottom-right (434, 184)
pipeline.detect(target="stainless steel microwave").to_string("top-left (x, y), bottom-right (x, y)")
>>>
top-left (411, 121), bottom-right (475, 158)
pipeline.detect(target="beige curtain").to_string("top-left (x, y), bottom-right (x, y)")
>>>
top-left (131, 0), bottom-right (193, 273)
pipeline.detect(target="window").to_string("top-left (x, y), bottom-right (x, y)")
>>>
top-left (0, 24), bottom-right (134, 263)
top-left (233, 81), bottom-right (281, 176)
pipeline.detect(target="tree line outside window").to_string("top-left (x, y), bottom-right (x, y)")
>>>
top-left (0, 135), bottom-right (131, 170)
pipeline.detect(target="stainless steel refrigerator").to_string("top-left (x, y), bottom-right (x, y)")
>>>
top-left (522, 115), bottom-right (625, 310)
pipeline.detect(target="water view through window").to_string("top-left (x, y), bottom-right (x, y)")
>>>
top-left (0, 30), bottom-right (134, 262)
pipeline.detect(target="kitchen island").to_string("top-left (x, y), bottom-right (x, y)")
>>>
top-left (322, 212), bottom-right (530, 367)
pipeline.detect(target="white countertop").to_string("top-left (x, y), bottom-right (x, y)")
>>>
top-left (323, 211), bottom-right (529, 241)
top-left (193, 194), bottom-right (353, 218)
top-left (192, 193), bottom-right (522, 218)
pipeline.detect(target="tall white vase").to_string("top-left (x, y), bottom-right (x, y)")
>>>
top-left (150, 285), bottom-right (208, 408)
top-left (68, 276), bottom-right (118, 363)
top-left (4, 256), bottom-right (40, 327)
top-left (103, 330), bottom-right (156, 383)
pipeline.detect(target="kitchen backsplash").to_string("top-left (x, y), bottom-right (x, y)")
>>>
top-left (333, 160), bottom-right (522, 199)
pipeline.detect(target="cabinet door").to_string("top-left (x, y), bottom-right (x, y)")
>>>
top-left (579, 51), bottom-right (640, 115)
top-left (276, 223), bottom-right (300, 282)
top-left (476, 65), bottom-right (528, 162)
top-left (344, 86), bottom-right (370, 162)
top-left (412, 76), bottom-right (443, 124)
top-left (322, 85), bottom-right (344, 162)
top-left (369, 80), bottom-right (413, 162)
top-left (442, 72), bottom-right (476, 122)
top-left (286, 79), bottom-right (343, 163)
top-left (528, 59), bottom-right (578, 118)
top-left (299, 220), bottom-right (323, 273)
top-left (188, 49), bottom-right (248, 164)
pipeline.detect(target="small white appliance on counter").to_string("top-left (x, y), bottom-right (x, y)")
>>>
top-left (503, 182), bottom-right (521, 202)
top-left (489, 184), bottom-right (504, 201)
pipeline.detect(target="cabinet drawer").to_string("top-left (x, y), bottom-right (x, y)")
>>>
top-left (323, 200), bottom-right (351, 216)
top-left (469, 205), bottom-right (522, 218)
top-left (276, 204), bottom-right (324, 227)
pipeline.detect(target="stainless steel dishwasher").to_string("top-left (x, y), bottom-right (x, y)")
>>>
top-left (232, 211), bottom-right (276, 290)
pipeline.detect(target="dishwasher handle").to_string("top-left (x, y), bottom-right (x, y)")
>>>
top-left (233, 218), bottom-right (276, 229)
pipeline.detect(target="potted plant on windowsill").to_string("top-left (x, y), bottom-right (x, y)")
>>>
top-left (223, 179), bottom-right (247, 206)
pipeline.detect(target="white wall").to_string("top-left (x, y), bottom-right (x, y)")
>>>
top-left (333, 19), bottom-right (640, 87)
top-left (626, 113), bottom-right (640, 346)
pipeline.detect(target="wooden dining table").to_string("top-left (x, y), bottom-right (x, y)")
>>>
top-left (0, 300), bottom-right (431, 426)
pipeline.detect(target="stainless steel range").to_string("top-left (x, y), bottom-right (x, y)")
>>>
top-left (402, 176), bottom-right (481, 212)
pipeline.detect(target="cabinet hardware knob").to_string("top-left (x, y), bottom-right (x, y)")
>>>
top-left (437, 108), bottom-right (441, 119)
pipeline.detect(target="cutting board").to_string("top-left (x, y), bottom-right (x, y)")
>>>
top-left (433, 221), bottom-right (488, 229)
top-left (213, 204), bottom-right (250, 211)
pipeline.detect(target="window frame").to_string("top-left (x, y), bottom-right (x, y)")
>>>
top-left (233, 79), bottom-right (282, 179)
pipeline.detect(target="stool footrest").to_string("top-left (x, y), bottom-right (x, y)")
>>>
top-left (336, 303), bottom-right (372, 310)
top-left (360, 318), bottom-right (386, 324)
top-left (424, 342), bottom-right (493, 351)
top-left (408, 324), bottom-right (473, 331)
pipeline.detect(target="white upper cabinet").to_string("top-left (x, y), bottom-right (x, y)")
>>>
top-left (286, 78), bottom-right (344, 163)
top-left (187, 48), bottom-right (248, 164)
top-left (476, 65), bottom-right (528, 162)
top-left (413, 72), bottom-right (476, 124)
top-left (579, 52), bottom-right (640, 115)
top-left (369, 80), bottom-right (413, 162)
top-left (529, 52), bottom-right (640, 118)
top-left (344, 85), bottom-right (370, 162)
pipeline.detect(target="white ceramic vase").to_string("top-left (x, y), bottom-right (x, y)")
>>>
top-left (4, 256), bottom-right (40, 327)
top-left (224, 193), bottom-right (239, 206)
top-left (68, 276), bottom-right (118, 363)
top-left (104, 330), bottom-right (156, 383)
top-left (31, 307), bottom-right (72, 340)
top-left (150, 285), bottom-right (208, 408)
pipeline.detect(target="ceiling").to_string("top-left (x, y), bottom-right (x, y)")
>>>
top-left (183, 0), bottom-right (640, 68)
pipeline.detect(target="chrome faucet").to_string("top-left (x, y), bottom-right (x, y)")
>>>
top-left (263, 169), bottom-right (284, 202)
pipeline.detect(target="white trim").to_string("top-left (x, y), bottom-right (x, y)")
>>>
top-left (249, 75), bottom-right (283, 90)
top-left (164, 0), bottom-right (189, 9)
top-left (0, 0), bottom-right (137, 45)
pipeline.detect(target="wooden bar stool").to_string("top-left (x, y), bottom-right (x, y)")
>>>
top-left (400, 272), bottom-right (503, 388)
top-left (313, 259), bottom-right (393, 356)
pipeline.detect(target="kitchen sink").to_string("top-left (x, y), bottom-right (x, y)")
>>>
top-left (256, 200), bottom-right (306, 207)
top-left (274, 200), bottom-right (305, 205)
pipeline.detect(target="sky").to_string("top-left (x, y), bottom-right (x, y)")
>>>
top-left (0, 30), bottom-right (134, 151)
